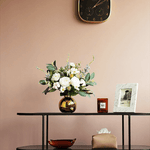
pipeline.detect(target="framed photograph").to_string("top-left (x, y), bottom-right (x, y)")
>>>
top-left (113, 83), bottom-right (138, 112)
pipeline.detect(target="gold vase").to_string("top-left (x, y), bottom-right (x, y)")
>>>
top-left (59, 96), bottom-right (76, 113)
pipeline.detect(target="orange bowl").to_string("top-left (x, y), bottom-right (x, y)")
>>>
top-left (48, 138), bottom-right (76, 149)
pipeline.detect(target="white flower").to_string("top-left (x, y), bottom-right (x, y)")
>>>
top-left (70, 76), bottom-right (80, 88)
top-left (70, 62), bottom-right (75, 67)
top-left (60, 86), bottom-right (66, 93)
top-left (53, 82), bottom-right (60, 89)
top-left (59, 77), bottom-right (70, 87)
top-left (80, 79), bottom-right (86, 86)
top-left (51, 73), bottom-right (60, 81)
top-left (74, 86), bottom-right (79, 91)
top-left (76, 73), bottom-right (80, 78)
top-left (71, 68), bottom-right (80, 74)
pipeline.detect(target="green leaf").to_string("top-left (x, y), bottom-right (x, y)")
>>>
top-left (49, 88), bottom-right (56, 92)
top-left (53, 60), bottom-right (56, 66)
top-left (47, 64), bottom-right (56, 71)
top-left (86, 91), bottom-right (93, 94)
top-left (86, 94), bottom-right (91, 98)
top-left (70, 91), bottom-right (78, 96)
top-left (39, 80), bottom-right (47, 85)
top-left (87, 81), bottom-right (97, 86)
top-left (79, 91), bottom-right (87, 97)
top-left (85, 73), bottom-right (90, 82)
top-left (60, 93), bottom-right (66, 96)
top-left (71, 93), bottom-right (78, 96)
top-left (90, 72), bottom-right (95, 80)
top-left (42, 87), bottom-right (50, 95)
top-left (53, 60), bottom-right (57, 69)
top-left (82, 89), bottom-right (90, 92)
top-left (86, 81), bottom-right (94, 86)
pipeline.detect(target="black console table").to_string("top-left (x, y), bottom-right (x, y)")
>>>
top-left (16, 112), bottom-right (150, 150)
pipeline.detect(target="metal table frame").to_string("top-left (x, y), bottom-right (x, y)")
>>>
top-left (17, 112), bottom-right (150, 150)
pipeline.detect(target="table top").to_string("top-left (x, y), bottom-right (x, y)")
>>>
top-left (16, 145), bottom-right (150, 150)
top-left (17, 112), bottom-right (150, 116)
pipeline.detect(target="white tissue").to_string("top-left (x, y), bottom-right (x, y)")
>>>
top-left (97, 128), bottom-right (111, 134)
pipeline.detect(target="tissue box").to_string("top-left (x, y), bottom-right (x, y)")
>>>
top-left (92, 133), bottom-right (117, 149)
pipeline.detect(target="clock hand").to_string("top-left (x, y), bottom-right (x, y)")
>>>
top-left (92, 0), bottom-right (106, 9)
top-left (92, 0), bottom-right (101, 9)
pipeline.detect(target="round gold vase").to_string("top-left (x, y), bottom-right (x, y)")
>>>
top-left (59, 96), bottom-right (76, 113)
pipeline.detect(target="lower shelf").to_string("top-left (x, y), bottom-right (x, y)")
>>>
top-left (16, 145), bottom-right (150, 150)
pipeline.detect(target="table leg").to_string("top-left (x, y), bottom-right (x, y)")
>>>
top-left (128, 115), bottom-right (131, 150)
top-left (42, 115), bottom-right (45, 150)
top-left (46, 115), bottom-right (49, 150)
top-left (122, 115), bottom-right (124, 150)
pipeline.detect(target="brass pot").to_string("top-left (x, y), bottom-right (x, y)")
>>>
top-left (59, 96), bottom-right (76, 113)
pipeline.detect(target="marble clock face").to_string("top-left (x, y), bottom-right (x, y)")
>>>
top-left (78, 0), bottom-right (111, 23)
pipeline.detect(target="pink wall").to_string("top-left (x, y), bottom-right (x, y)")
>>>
top-left (0, 0), bottom-right (150, 149)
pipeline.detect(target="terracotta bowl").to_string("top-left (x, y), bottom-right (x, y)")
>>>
top-left (48, 138), bottom-right (76, 149)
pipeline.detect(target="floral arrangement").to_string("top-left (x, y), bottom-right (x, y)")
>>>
top-left (37, 56), bottom-right (96, 97)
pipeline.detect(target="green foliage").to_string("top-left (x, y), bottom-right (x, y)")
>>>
top-left (46, 64), bottom-right (56, 71)
top-left (85, 73), bottom-right (90, 82)
top-left (43, 87), bottom-right (56, 95)
top-left (53, 60), bottom-right (57, 69)
top-left (37, 56), bottom-right (96, 98)
top-left (78, 90), bottom-right (93, 98)
top-left (86, 81), bottom-right (97, 86)
top-left (39, 80), bottom-right (47, 85)
top-left (43, 87), bottom-right (50, 95)
top-left (49, 88), bottom-right (56, 92)
top-left (90, 72), bottom-right (95, 80)
top-left (59, 67), bottom-right (65, 72)
top-left (86, 94), bottom-right (91, 98)
top-left (60, 92), bottom-right (67, 96)
top-left (79, 91), bottom-right (87, 97)
top-left (70, 91), bottom-right (78, 96)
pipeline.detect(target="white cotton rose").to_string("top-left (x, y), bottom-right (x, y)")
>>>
top-left (70, 62), bottom-right (75, 67)
top-left (60, 86), bottom-right (66, 93)
top-left (80, 79), bottom-right (86, 86)
top-left (74, 86), bottom-right (79, 91)
top-left (53, 82), bottom-right (60, 89)
top-left (71, 68), bottom-right (80, 74)
top-left (59, 77), bottom-right (70, 87)
top-left (70, 76), bottom-right (80, 88)
top-left (51, 73), bottom-right (60, 81)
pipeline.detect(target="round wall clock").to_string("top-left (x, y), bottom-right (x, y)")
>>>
top-left (78, 0), bottom-right (111, 23)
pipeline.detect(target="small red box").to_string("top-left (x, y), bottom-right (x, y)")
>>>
top-left (97, 98), bottom-right (108, 113)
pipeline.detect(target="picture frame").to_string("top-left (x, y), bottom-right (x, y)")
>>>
top-left (113, 83), bottom-right (138, 112)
